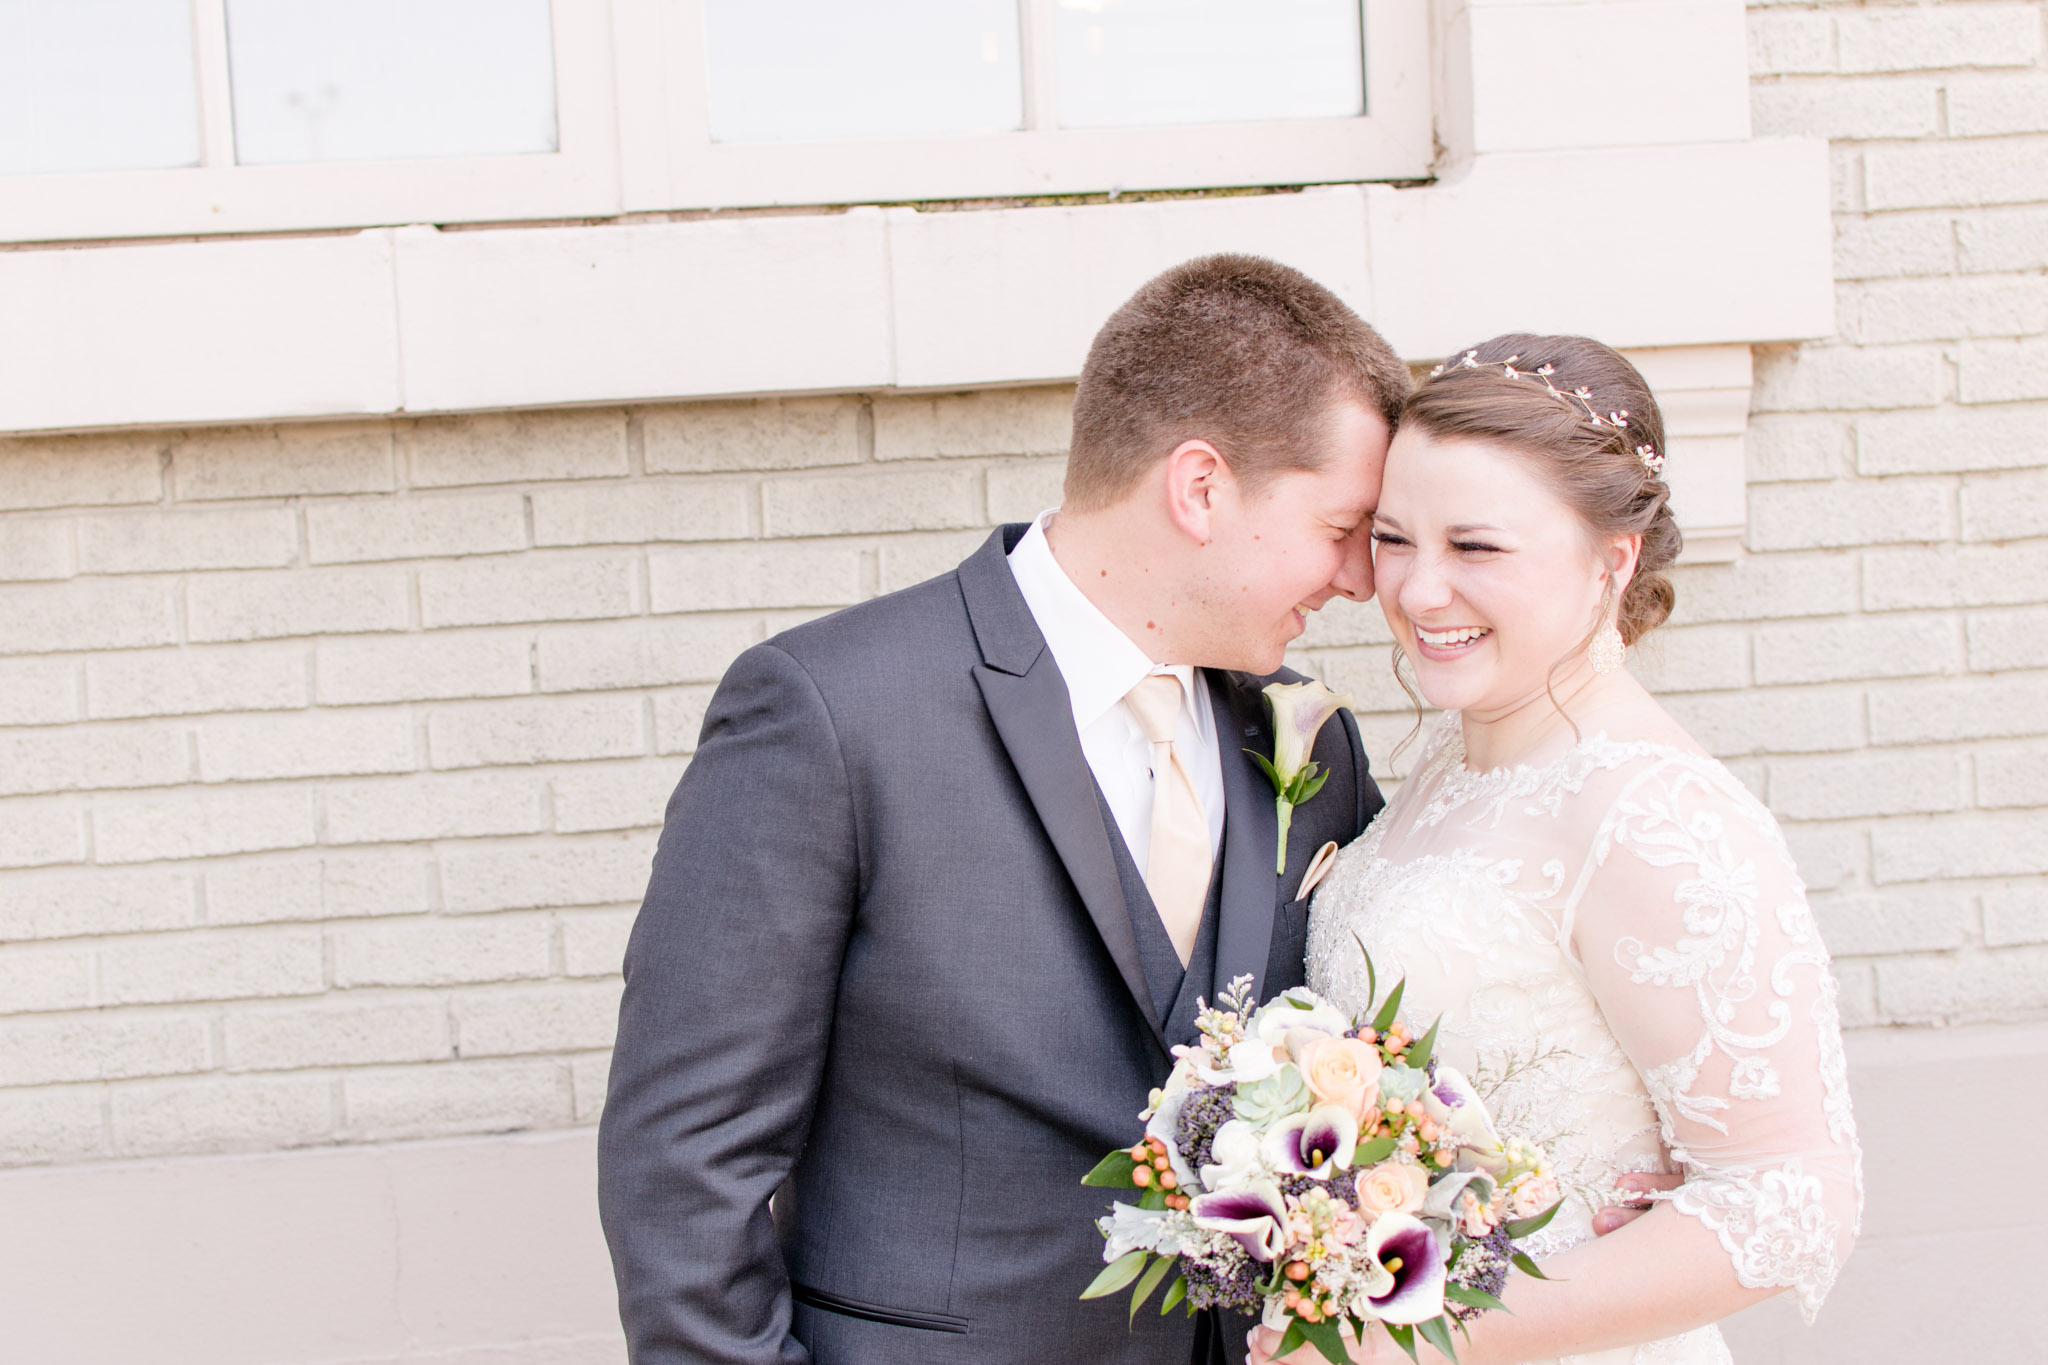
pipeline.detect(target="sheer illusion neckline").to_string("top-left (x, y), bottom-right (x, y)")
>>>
top-left (1440, 714), bottom-right (1705, 783)
top-left (1412, 715), bottom-right (1721, 833)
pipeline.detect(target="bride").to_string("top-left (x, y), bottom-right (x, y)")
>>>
top-left (1254, 336), bottom-right (1862, 1364)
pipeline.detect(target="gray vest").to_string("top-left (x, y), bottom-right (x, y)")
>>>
top-left (1093, 785), bottom-right (1227, 1051)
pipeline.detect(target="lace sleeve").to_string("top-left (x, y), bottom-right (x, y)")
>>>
top-left (1568, 758), bottom-right (1863, 1321)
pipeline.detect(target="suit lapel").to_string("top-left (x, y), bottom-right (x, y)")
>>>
top-left (1208, 672), bottom-right (1285, 1004)
top-left (960, 529), bottom-right (1168, 1052)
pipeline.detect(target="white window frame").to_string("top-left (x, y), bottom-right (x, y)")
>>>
top-left (1, 0), bottom-right (1432, 244)
top-left (632, 0), bottom-right (1433, 211)
top-left (0, 0), bottom-right (622, 244)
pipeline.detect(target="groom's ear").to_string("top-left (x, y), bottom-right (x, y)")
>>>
top-left (1162, 438), bottom-right (1231, 545)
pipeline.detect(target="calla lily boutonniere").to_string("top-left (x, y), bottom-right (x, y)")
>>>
top-left (1249, 680), bottom-right (1353, 874)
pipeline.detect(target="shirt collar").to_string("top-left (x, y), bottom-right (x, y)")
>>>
top-left (1006, 512), bottom-right (1203, 734)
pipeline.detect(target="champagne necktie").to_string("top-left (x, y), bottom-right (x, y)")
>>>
top-left (1124, 673), bottom-right (1211, 967)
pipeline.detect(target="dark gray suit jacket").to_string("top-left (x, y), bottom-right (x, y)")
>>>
top-left (599, 525), bottom-right (1382, 1364)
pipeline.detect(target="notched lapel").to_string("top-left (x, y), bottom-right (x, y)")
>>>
top-left (957, 527), bottom-right (1168, 1052)
top-left (1209, 674), bottom-right (1283, 1003)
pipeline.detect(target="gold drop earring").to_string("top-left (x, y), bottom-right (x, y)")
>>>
top-left (1588, 587), bottom-right (1625, 676)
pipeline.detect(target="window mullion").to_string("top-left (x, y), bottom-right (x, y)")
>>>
top-left (188, 0), bottom-right (235, 167)
top-left (1018, 0), bottom-right (1056, 133)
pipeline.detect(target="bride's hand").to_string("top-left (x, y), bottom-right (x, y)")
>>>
top-left (1591, 1170), bottom-right (1682, 1235)
top-left (1246, 1318), bottom-right (1389, 1365)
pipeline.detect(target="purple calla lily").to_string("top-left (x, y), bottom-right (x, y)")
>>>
top-left (1361, 1212), bottom-right (1448, 1325)
top-left (1190, 1181), bottom-right (1292, 1263)
top-left (1261, 1103), bottom-right (1359, 1178)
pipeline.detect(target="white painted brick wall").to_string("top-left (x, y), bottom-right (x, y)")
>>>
top-left (0, 4), bottom-right (2043, 1168)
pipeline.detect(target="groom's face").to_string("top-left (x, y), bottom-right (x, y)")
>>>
top-left (1185, 397), bottom-right (1390, 674)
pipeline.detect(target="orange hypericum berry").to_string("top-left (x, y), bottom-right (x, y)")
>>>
top-left (1145, 1136), bottom-right (1167, 1154)
top-left (1131, 1166), bottom-right (1152, 1186)
top-left (1284, 1288), bottom-right (1303, 1309)
top-left (1357, 1027), bottom-right (1377, 1043)
top-left (1406, 1100), bottom-right (1426, 1118)
top-left (1158, 1171), bottom-right (1178, 1190)
top-left (1299, 1303), bottom-right (1323, 1323)
top-left (1285, 1261), bottom-right (1311, 1282)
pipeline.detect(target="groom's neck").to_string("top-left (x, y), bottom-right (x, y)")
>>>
top-left (1043, 505), bottom-right (1197, 666)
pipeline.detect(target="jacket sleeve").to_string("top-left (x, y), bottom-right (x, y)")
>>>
top-left (598, 642), bottom-right (860, 1364)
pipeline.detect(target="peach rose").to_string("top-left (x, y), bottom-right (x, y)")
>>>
top-left (1355, 1162), bottom-right (1428, 1219)
top-left (1297, 1036), bottom-right (1383, 1119)
top-left (1509, 1174), bottom-right (1561, 1220)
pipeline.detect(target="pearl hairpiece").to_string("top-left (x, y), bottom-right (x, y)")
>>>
top-left (1428, 350), bottom-right (1665, 474)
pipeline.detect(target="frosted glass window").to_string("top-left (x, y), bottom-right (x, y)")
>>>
top-left (1054, 0), bottom-right (1363, 130)
top-left (0, 0), bottom-right (199, 176)
top-left (225, 0), bottom-right (557, 165)
top-left (704, 0), bottom-right (1022, 144)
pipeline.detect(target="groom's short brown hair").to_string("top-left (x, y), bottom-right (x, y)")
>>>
top-left (1063, 254), bottom-right (1410, 510)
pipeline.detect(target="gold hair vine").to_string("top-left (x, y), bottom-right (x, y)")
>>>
top-left (1428, 351), bottom-right (1665, 474)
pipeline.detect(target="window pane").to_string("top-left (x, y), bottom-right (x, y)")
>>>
top-left (0, 0), bottom-right (198, 176)
top-left (1054, 0), bottom-right (1362, 130)
top-left (704, 0), bottom-right (1022, 144)
top-left (225, 0), bottom-right (557, 165)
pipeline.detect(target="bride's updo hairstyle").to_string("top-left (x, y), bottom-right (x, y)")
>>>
top-left (1402, 333), bottom-right (1681, 645)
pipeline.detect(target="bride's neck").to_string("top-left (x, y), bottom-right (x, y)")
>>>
top-left (1458, 669), bottom-right (1638, 771)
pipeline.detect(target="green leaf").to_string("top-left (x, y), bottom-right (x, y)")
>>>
top-left (1275, 1319), bottom-right (1309, 1358)
top-left (1505, 1199), bottom-right (1564, 1240)
top-left (1082, 1149), bottom-right (1140, 1187)
top-left (1352, 938), bottom-right (1378, 1018)
top-left (1382, 1321), bottom-right (1421, 1364)
top-left (1291, 765), bottom-right (1331, 805)
top-left (1295, 1315), bottom-right (1350, 1365)
top-left (1351, 1133), bottom-right (1397, 1165)
top-left (1371, 979), bottom-right (1407, 1034)
top-left (1081, 1249), bottom-right (1149, 1300)
top-left (1510, 1251), bottom-right (1557, 1282)
top-left (1160, 1274), bottom-right (1187, 1317)
top-left (1247, 749), bottom-right (1286, 796)
top-left (1138, 1186), bottom-right (1168, 1211)
top-left (1443, 1283), bottom-right (1511, 1314)
top-left (1128, 1253), bottom-right (1175, 1323)
top-left (1417, 1315), bottom-right (1460, 1362)
top-left (1406, 1014), bottom-right (1443, 1072)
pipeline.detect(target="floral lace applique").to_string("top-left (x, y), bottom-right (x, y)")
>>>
top-left (1309, 711), bottom-right (1862, 1354)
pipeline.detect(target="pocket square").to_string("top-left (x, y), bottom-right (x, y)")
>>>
top-left (1294, 841), bottom-right (1340, 902)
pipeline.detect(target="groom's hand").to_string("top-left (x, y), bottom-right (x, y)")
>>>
top-left (1591, 1171), bottom-right (1682, 1234)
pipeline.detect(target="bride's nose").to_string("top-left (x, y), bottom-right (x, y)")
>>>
top-left (1397, 547), bottom-right (1457, 618)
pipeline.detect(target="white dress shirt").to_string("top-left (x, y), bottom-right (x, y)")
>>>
top-left (1006, 513), bottom-right (1227, 876)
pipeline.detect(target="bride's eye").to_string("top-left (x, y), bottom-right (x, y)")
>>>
top-left (1451, 539), bottom-right (1503, 555)
top-left (1370, 530), bottom-right (1411, 548)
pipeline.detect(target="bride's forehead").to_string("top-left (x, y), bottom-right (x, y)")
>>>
top-left (1380, 437), bottom-right (1572, 519)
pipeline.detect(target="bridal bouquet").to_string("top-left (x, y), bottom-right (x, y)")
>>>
top-left (1081, 969), bottom-right (1560, 1364)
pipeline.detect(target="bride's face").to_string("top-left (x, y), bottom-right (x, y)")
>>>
top-left (1369, 427), bottom-right (1622, 719)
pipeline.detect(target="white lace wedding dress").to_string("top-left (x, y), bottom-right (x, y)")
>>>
top-left (1307, 714), bottom-right (1863, 1365)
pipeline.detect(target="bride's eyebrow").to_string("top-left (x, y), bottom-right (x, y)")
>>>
top-left (1447, 522), bottom-right (1507, 535)
top-left (1371, 512), bottom-right (1406, 530)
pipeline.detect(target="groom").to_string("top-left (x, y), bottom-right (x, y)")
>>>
top-left (598, 255), bottom-right (1412, 1364)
